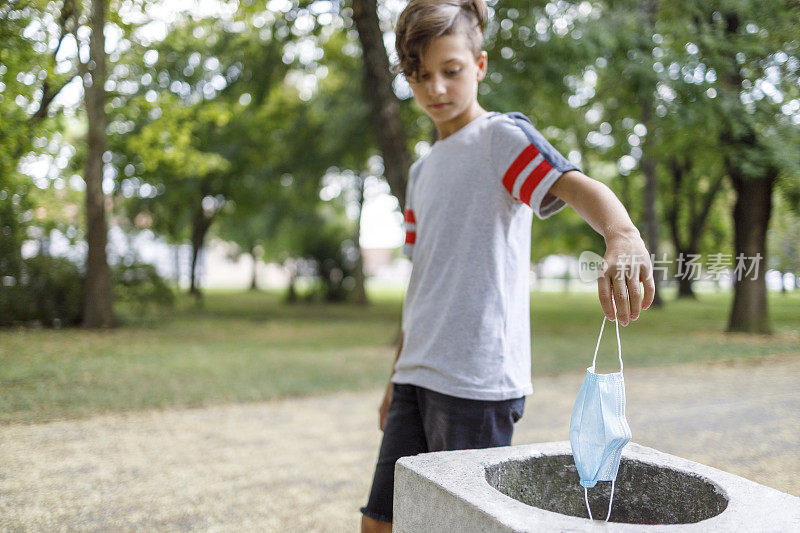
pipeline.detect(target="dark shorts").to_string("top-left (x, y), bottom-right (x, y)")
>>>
top-left (360, 383), bottom-right (526, 523)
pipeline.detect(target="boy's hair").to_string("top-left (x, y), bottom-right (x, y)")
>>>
top-left (394, 0), bottom-right (488, 79)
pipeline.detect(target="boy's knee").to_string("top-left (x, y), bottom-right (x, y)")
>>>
top-left (361, 514), bottom-right (392, 533)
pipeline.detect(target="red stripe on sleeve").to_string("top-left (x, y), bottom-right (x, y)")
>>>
top-left (404, 209), bottom-right (416, 224)
top-left (502, 144), bottom-right (540, 196)
top-left (405, 231), bottom-right (416, 245)
top-left (518, 159), bottom-right (553, 205)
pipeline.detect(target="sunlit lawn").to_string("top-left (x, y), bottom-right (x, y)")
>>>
top-left (1, 286), bottom-right (798, 424)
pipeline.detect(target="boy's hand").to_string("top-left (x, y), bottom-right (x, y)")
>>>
top-left (379, 381), bottom-right (393, 431)
top-left (599, 230), bottom-right (655, 326)
top-left (549, 171), bottom-right (656, 324)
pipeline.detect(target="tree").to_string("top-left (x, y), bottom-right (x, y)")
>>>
top-left (349, 0), bottom-right (412, 207)
top-left (661, 1), bottom-right (800, 332)
top-left (658, 62), bottom-right (731, 298)
top-left (0, 1), bottom-right (77, 288)
top-left (81, 0), bottom-right (113, 327)
top-left (489, 0), bottom-right (800, 326)
top-left (108, 12), bottom-right (286, 298)
top-left (636, 0), bottom-right (663, 307)
top-left (109, 4), bottom-right (378, 300)
top-left (116, 94), bottom-right (232, 297)
top-left (1, 0), bottom-right (120, 327)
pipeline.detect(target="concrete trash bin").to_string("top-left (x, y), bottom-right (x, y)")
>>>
top-left (393, 441), bottom-right (800, 532)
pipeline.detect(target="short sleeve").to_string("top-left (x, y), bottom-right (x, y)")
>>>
top-left (402, 161), bottom-right (419, 259)
top-left (490, 112), bottom-right (580, 219)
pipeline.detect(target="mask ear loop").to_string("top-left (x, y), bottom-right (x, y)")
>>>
top-left (584, 487), bottom-right (593, 520)
top-left (585, 310), bottom-right (624, 521)
top-left (605, 479), bottom-right (616, 522)
top-left (591, 313), bottom-right (623, 373)
top-left (584, 480), bottom-right (617, 522)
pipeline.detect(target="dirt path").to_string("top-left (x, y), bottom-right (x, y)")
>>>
top-left (1, 355), bottom-right (798, 532)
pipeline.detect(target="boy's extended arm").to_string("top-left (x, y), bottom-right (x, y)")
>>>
top-left (549, 170), bottom-right (655, 326)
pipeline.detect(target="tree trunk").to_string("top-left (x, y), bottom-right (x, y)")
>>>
top-left (665, 157), bottom-right (725, 300)
top-left (285, 260), bottom-right (298, 303)
top-left (666, 157), bottom-right (691, 298)
top-left (677, 275), bottom-right (696, 299)
top-left (189, 209), bottom-right (212, 299)
top-left (249, 245), bottom-right (259, 291)
top-left (727, 175), bottom-right (774, 333)
top-left (675, 247), bottom-right (698, 299)
top-left (353, 248), bottom-right (369, 305)
top-left (638, 0), bottom-right (662, 308)
top-left (720, 10), bottom-right (774, 334)
top-left (353, 174), bottom-right (369, 305)
top-left (640, 137), bottom-right (662, 307)
top-left (189, 245), bottom-right (202, 299)
top-left (350, 0), bottom-right (412, 207)
top-left (82, 0), bottom-right (113, 328)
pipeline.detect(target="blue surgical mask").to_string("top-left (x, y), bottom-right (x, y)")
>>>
top-left (569, 316), bottom-right (632, 522)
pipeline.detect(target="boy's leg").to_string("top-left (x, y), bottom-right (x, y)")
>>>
top-left (360, 384), bottom-right (428, 529)
top-left (417, 387), bottom-right (526, 452)
top-left (361, 515), bottom-right (391, 533)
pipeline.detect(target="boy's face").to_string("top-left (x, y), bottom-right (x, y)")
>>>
top-left (408, 33), bottom-right (487, 130)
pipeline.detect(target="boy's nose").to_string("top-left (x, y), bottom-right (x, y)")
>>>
top-left (427, 77), bottom-right (446, 97)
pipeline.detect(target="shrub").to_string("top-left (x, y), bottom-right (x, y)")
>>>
top-left (0, 255), bottom-right (83, 327)
top-left (0, 256), bottom-right (175, 327)
top-left (112, 260), bottom-right (175, 317)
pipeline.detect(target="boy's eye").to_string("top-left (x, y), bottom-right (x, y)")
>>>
top-left (416, 69), bottom-right (459, 80)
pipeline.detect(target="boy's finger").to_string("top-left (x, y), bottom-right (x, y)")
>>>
top-left (597, 275), bottom-right (615, 321)
top-left (612, 277), bottom-right (630, 326)
top-left (641, 269), bottom-right (656, 310)
top-left (626, 275), bottom-right (642, 321)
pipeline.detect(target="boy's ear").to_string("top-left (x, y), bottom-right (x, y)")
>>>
top-left (477, 51), bottom-right (488, 82)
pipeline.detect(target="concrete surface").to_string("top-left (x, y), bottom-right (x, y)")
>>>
top-left (486, 453), bottom-right (727, 524)
top-left (394, 442), bottom-right (800, 532)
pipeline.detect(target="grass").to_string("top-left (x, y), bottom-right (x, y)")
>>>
top-left (1, 287), bottom-right (798, 425)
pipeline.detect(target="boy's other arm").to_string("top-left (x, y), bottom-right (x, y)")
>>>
top-left (379, 330), bottom-right (403, 431)
top-left (548, 170), bottom-right (656, 326)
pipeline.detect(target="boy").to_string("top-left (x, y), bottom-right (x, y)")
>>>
top-left (361, 1), bottom-right (655, 531)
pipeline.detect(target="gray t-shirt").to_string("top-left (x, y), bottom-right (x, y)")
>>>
top-left (393, 111), bottom-right (580, 401)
